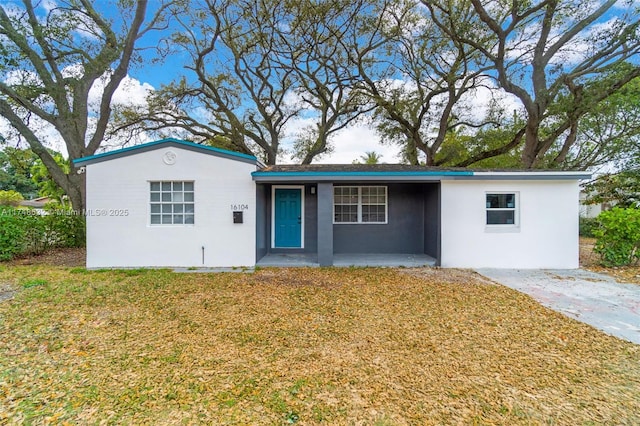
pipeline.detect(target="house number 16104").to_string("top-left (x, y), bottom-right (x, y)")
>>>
top-left (231, 204), bottom-right (249, 211)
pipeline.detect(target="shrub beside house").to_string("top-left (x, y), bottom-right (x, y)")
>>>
top-left (0, 195), bottom-right (85, 261)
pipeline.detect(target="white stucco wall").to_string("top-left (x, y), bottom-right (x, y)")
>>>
top-left (440, 179), bottom-right (580, 269)
top-left (85, 147), bottom-right (256, 268)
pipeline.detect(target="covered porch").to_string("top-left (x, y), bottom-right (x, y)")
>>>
top-left (253, 164), bottom-right (454, 267)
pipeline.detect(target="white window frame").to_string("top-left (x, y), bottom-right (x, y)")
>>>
top-left (333, 186), bottom-right (388, 224)
top-left (149, 181), bottom-right (195, 226)
top-left (485, 192), bottom-right (519, 230)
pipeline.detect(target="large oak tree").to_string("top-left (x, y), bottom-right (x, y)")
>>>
top-left (0, 0), bottom-right (171, 209)
top-left (425, 0), bottom-right (640, 168)
top-left (131, 0), bottom-right (377, 165)
top-left (353, 0), bottom-right (497, 165)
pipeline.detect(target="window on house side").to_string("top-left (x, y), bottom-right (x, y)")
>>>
top-left (150, 181), bottom-right (194, 225)
top-left (334, 186), bottom-right (387, 224)
top-left (486, 193), bottom-right (517, 225)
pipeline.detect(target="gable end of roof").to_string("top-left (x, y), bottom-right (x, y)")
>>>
top-left (73, 138), bottom-right (258, 166)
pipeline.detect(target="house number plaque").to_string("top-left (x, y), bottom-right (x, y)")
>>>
top-left (230, 204), bottom-right (249, 211)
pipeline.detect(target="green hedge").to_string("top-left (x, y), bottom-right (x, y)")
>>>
top-left (593, 207), bottom-right (640, 267)
top-left (579, 217), bottom-right (599, 238)
top-left (0, 208), bottom-right (85, 261)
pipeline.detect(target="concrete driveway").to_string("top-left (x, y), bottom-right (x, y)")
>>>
top-left (476, 268), bottom-right (640, 344)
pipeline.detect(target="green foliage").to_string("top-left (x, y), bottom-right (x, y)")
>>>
top-left (353, 151), bottom-right (381, 164)
top-left (579, 217), bottom-right (599, 238)
top-left (31, 151), bottom-right (68, 201)
top-left (43, 207), bottom-right (86, 248)
top-left (0, 147), bottom-right (39, 198)
top-left (583, 170), bottom-right (640, 209)
top-left (551, 65), bottom-right (640, 170)
top-left (0, 207), bottom-right (85, 261)
top-left (435, 125), bottom-right (524, 168)
top-left (0, 210), bottom-right (26, 260)
top-left (0, 190), bottom-right (24, 206)
top-left (593, 208), bottom-right (640, 266)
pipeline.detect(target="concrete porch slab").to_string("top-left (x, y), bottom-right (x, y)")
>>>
top-left (333, 253), bottom-right (436, 267)
top-left (256, 253), bottom-right (436, 268)
top-left (257, 253), bottom-right (319, 267)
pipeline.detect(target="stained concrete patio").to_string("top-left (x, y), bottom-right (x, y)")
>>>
top-left (477, 268), bottom-right (640, 345)
top-left (257, 253), bottom-right (436, 268)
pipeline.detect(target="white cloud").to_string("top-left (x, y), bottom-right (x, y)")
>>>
top-left (109, 76), bottom-right (155, 107)
top-left (0, 62), bottom-right (521, 166)
top-left (3, 69), bottom-right (42, 86)
top-left (276, 75), bottom-right (524, 165)
top-left (41, 0), bottom-right (57, 13)
top-left (315, 124), bottom-right (399, 164)
top-left (457, 82), bottom-right (523, 122)
top-left (87, 72), bottom-right (155, 112)
top-left (278, 115), bottom-right (399, 164)
top-left (0, 114), bottom-right (67, 154)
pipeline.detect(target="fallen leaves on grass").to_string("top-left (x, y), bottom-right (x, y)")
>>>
top-left (0, 267), bottom-right (638, 425)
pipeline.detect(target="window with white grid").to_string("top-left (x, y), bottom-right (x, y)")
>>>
top-left (334, 186), bottom-right (387, 224)
top-left (150, 181), bottom-right (194, 225)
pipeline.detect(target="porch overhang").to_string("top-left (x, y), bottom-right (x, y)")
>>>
top-left (252, 170), bottom-right (472, 182)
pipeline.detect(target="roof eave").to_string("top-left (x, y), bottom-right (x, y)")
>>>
top-left (470, 171), bottom-right (592, 180)
top-left (251, 171), bottom-right (473, 182)
top-left (251, 170), bottom-right (592, 182)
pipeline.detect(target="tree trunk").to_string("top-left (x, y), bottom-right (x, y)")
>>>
top-left (265, 149), bottom-right (277, 165)
top-left (405, 138), bottom-right (419, 165)
top-left (521, 118), bottom-right (541, 169)
top-left (66, 171), bottom-right (86, 212)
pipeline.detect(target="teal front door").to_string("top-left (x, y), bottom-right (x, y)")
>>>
top-left (274, 188), bottom-right (302, 248)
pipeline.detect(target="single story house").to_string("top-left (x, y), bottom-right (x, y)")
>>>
top-left (74, 138), bottom-right (590, 269)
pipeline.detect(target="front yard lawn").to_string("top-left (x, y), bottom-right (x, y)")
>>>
top-left (0, 267), bottom-right (638, 424)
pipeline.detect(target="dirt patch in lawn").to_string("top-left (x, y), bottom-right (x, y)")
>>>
top-left (0, 267), bottom-right (638, 425)
top-left (401, 267), bottom-right (496, 285)
top-left (6, 247), bottom-right (85, 267)
top-left (580, 237), bottom-right (599, 267)
top-left (0, 283), bottom-right (15, 303)
top-left (580, 237), bottom-right (640, 284)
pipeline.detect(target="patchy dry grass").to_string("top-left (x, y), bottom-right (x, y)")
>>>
top-left (0, 266), bottom-right (639, 425)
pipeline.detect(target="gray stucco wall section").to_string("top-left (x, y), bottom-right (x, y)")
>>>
top-left (317, 183), bottom-right (334, 266)
top-left (423, 184), bottom-right (440, 261)
top-left (255, 184), bottom-right (268, 261)
top-left (333, 184), bottom-right (428, 254)
top-left (304, 185), bottom-right (318, 252)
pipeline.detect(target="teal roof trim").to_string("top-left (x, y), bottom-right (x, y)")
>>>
top-left (73, 138), bottom-right (257, 165)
